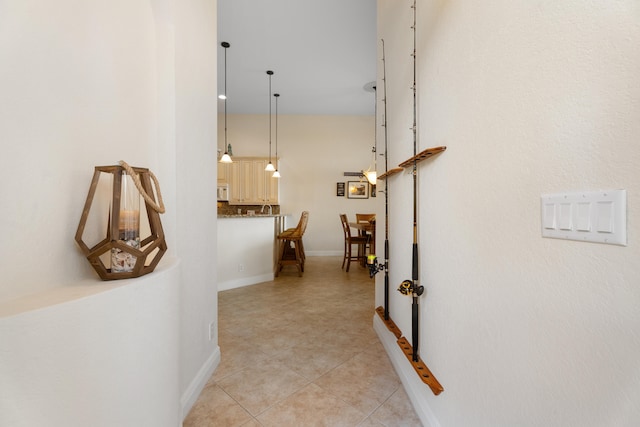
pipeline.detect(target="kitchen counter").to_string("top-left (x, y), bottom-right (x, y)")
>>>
top-left (216, 214), bottom-right (291, 291)
top-left (217, 213), bottom-right (287, 218)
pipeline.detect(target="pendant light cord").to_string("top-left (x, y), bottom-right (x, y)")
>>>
top-left (220, 41), bottom-right (231, 160)
top-left (224, 45), bottom-right (228, 150)
top-left (274, 94), bottom-right (279, 160)
top-left (267, 71), bottom-right (273, 164)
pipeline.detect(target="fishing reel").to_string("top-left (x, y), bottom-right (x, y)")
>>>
top-left (397, 279), bottom-right (424, 296)
top-left (367, 255), bottom-right (385, 278)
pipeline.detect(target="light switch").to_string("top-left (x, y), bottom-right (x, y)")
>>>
top-left (543, 204), bottom-right (556, 229)
top-left (541, 190), bottom-right (626, 246)
top-left (576, 202), bottom-right (591, 231)
top-left (558, 203), bottom-right (572, 230)
top-left (597, 201), bottom-right (614, 233)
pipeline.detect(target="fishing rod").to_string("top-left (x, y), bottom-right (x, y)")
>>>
top-left (397, 0), bottom-right (424, 363)
top-left (381, 38), bottom-right (390, 321)
top-left (368, 39), bottom-right (391, 323)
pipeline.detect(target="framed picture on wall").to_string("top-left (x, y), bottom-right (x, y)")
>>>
top-left (336, 182), bottom-right (345, 197)
top-left (347, 181), bottom-right (369, 199)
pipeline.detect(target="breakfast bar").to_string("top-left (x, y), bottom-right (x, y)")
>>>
top-left (216, 214), bottom-right (288, 291)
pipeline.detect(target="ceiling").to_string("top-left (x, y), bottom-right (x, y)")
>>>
top-left (217, 0), bottom-right (377, 116)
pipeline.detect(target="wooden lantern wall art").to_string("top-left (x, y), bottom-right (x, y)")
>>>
top-left (75, 161), bottom-right (167, 280)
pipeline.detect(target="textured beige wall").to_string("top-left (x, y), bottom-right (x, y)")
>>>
top-left (378, 1), bottom-right (640, 426)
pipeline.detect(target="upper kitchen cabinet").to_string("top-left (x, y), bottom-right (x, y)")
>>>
top-left (226, 157), bottom-right (279, 205)
top-left (252, 158), bottom-right (279, 204)
top-left (218, 161), bottom-right (230, 183)
top-left (228, 158), bottom-right (254, 204)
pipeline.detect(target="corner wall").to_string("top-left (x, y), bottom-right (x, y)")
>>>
top-left (378, 1), bottom-right (640, 426)
top-left (0, 0), bottom-right (219, 424)
top-left (175, 0), bottom-right (220, 417)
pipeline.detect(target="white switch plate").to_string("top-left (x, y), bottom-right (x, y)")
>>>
top-left (541, 190), bottom-right (626, 246)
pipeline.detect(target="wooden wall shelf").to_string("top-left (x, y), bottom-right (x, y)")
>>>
top-left (398, 146), bottom-right (446, 168)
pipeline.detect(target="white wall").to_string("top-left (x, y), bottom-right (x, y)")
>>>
top-left (378, 1), bottom-right (640, 426)
top-left (175, 0), bottom-right (220, 416)
top-left (0, 261), bottom-right (181, 427)
top-left (0, 0), bottom-right (219, 424)
top-left (219, 114), bottom-right (381, 255)
top-left (0, 0), bottom-right (166, 301)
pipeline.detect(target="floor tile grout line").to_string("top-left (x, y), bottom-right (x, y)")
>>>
top-left (186, 257), bottom-right (419, 426)
top-left (239, 378), bottom-right (313, 419)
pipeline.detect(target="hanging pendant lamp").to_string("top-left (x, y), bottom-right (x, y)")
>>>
top-left (363, 149), bottom-right (377, 185)
top-left (219, 41), bottom-right (232, 163)
top-left (272, 93), bottom-right (281, 178)
top-left (265, 70), bottom-right (276, 172)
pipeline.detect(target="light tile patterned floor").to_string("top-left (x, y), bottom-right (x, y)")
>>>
top-left (184, 256), bottom-right (422, 426)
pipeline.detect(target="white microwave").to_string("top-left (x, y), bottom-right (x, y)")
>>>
top-left (217, 184), bottom-right (229, 201)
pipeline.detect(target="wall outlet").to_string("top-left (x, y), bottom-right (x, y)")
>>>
top-left (238, 264), bottom-right (245, 272)
top-left (208, 321), bottom-right (216, 341)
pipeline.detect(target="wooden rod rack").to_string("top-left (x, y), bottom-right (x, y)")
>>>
top-left (397, 337), bottom-right (444, 395)
top-left (376, 306), bottom-right (402, 339)
top-left (378, 146), bottom-right (447, 180)
top-left (398, 146), bottom-right (446, 168)
top-left (374, 145), bottom-right (447, 394)
top-left (378, 167), bottom-right (403, 181)
top-left (376, 306), bottom-right (444, 395)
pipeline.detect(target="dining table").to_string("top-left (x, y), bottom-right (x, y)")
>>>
top-left (349, 220), bottom-right (376, 256)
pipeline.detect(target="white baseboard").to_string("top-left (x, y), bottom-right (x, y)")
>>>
top-left (306, 250), bottom-right (343, 256)
top-left (373, 315), bottom-right (441, 427)
top-left (180, 346), bottom-right (221, 422)
top-left (218, 273), bottom-right (274, 291)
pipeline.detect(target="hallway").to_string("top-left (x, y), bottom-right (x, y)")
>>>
top-left (184, 256), bottom-right (421, 426)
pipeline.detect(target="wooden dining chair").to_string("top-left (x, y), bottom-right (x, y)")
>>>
top-left (339, 214), bottom-right (369, 272)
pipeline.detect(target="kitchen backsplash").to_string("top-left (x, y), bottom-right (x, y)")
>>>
top-left (217, 202), bottom-right (280, 216)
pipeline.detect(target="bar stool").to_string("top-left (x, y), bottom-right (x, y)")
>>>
top-left (275, 211), bottom-right (309, 277)
top-left (339, 214), bottom-right (369, 272)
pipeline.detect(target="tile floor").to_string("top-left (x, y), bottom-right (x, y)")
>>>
top-left (184, 256), bottom-right (422, 426)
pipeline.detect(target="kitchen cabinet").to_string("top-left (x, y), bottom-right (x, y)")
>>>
top-left (228, 159), bottom-right (254, 204)
top-left (227, 157), bottom-right (279, 205)
top-left (217, 162), bottom-right (230, 183)
top-left (252, 159), bottom-right (279, 204)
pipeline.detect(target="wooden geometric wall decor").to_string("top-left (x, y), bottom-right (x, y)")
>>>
top-left (75, 164), bottom-right (167, 280)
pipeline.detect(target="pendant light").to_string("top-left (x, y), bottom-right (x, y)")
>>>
top-left (363, 149), bottom-right (377, 185)
top-left (265, 70), bottom-right (276, 172)
top-left (362, 83), bottom-right (377, 184)
top-left (272, 93), bottom-right (281, 178)
top-left (219, 41), bottom-right (232, 163)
